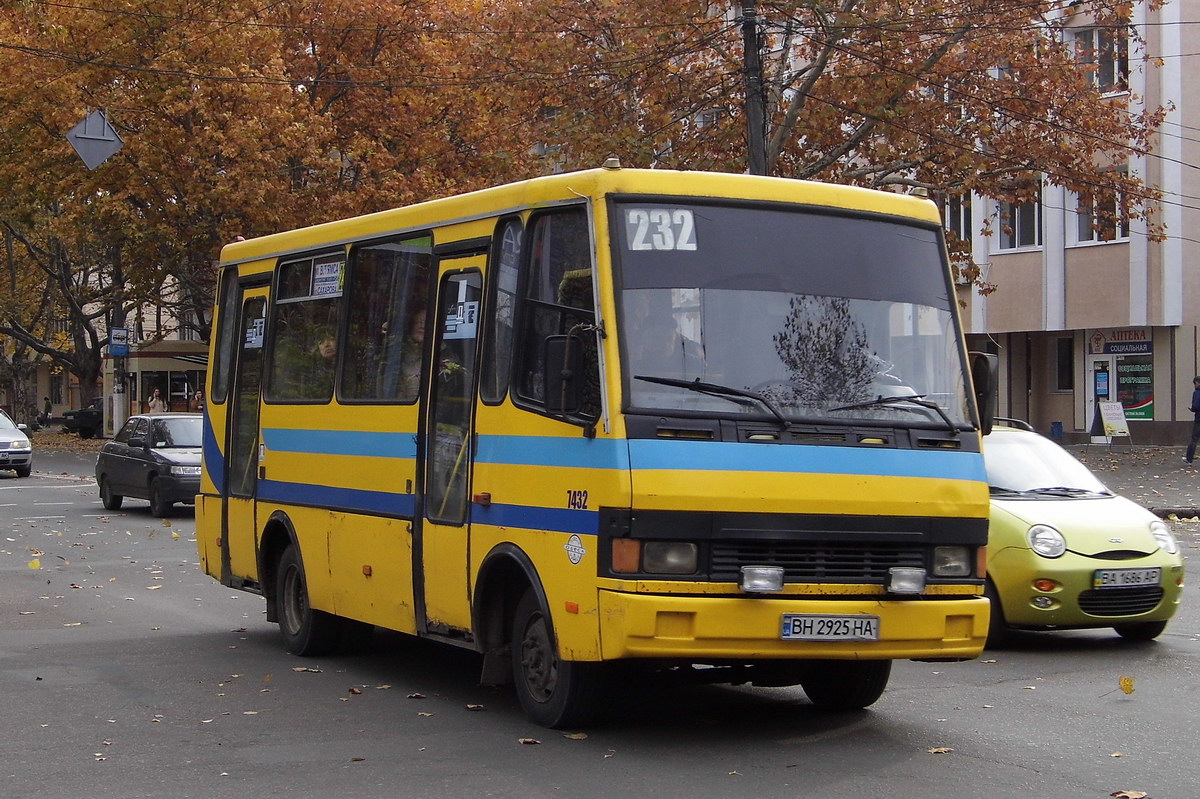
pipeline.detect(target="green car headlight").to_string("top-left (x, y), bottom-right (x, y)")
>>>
top-left (1150, 520), bottom-right (1178, 555)
top-left (1027, 524), bottom-right (1066, 558)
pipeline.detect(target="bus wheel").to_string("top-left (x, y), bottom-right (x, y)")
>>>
top-left (99, 478), bottom-right (123, 510)
top-left (510, 589), bottom-right (605, 728)
top-left (800, 660), bottom-right (891, 710)
top-left (276, 545), bottom-right (341, 656)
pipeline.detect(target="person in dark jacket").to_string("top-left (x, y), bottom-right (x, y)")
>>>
top-left (1186, 376), bottom-right (1200, 464)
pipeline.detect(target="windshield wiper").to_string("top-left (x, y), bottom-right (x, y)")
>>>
top-left (634, 375), bottom-right (789, 428)
top-left (1024, 486), bottom-right (1111, 497)
top-left (828, 394), bottom-right (958, 434)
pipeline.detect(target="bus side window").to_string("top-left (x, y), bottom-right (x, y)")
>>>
top-left (210, 268), bottom-right (239, 405)
top-left (266, 257), bottom-right (344, 403)
top-left (514, 209), bottom-right (600, 420)
top-left (341, 235), bottom-right (432, 403)
top-left (480, 216), bottom-right (522, 404)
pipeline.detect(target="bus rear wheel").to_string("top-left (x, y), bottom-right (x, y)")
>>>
top-left (511, 589), bottom-right (606, 728)
top-left (276, 545), bottom-right (342, 656)
top-left (800, 659), bottom-right (891, 710)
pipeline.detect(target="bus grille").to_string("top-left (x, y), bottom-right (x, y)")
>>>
top-left (709, 541), bottom-right (925, 583)
top-left (1077, 587), bottom-right (1164, 617)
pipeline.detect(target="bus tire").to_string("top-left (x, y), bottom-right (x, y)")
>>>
top-left (800, 659), bottom-right (891, 710)
top-left (276, 545), bottom-right (341, 656)
top-left (511, 589), bottom-right (606, 728)
top-left (99, 477), bottom-right (123, 510)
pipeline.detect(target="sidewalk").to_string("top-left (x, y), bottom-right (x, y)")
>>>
top-left (1067, 444), bottom-right (1200, 519)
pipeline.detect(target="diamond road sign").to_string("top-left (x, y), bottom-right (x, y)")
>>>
top-left (65, 109), bottom-right (124, 170)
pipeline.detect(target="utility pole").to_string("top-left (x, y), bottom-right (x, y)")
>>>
top-left (742, 0), bottom-right (767, 175)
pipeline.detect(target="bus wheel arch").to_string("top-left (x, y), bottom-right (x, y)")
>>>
top-left (258, 513), bottom-right (297, 625)
top-left (473, 543), bottom-right (545, 686)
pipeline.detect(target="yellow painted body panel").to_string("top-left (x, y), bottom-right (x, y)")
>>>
top-left (597, 590), bottom-right (987, 660)
top-left (633, 469), bottom-right (986, 517)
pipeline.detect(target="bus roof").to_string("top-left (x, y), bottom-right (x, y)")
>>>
top-left (217, 167), bottom-right (942, 267)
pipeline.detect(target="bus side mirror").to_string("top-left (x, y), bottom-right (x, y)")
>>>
top-left (969, 351), bottom-right (998, 436)
top-left (544, 334), bottom-right (582, 416)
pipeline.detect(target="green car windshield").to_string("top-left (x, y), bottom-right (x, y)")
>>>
top-left (984, 431), bottom-right (1110, 495)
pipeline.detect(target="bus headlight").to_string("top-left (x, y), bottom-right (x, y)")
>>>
top-left (643, 542), bottom-right (698, 574)
top-left (740, 566), bottom-right (784, 593)
top-left (933, 546), bottom-right (971, 577)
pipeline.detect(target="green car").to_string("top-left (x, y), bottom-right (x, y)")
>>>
top-left (984, 423), bottom-right (1184, 645)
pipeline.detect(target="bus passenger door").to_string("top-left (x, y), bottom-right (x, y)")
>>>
top-left (419, 264), bottom-right (483, 635)
top-left (222, 288), bottom-right (268, 586)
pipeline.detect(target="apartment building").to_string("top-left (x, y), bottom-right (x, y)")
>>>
top-left (958, 2), bottom-right (1198, 444)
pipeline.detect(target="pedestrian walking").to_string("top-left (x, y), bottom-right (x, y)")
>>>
top-left (1185, 375), bottom-right (1200, 464)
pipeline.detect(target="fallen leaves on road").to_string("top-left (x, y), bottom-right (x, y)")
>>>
top-left (1110, 791), bottom-right (1149, 799)
top-left (1119, 676), bottom-right (1135, 695)
top-left (518, 738), bottom-right (541, 745)
top-left (927, 747), bottom-right (953, 754)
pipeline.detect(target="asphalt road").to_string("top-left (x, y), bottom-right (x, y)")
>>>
top-left (2, 452), bottom-right (1198, 799)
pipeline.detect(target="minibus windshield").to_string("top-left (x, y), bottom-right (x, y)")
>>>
top-left (612, 200), bottom-right (972, 428)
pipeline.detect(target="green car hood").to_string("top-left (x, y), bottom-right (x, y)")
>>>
top-left (990, 493), bottom-right (1161, 558)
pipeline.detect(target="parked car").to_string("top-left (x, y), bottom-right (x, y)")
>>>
top-left (0, 409), bottom-right (33, 477)
top-left (983, 420), bottom-right (1184, 645)
top-left (95, 413), bottom-right (202, 516)
top-left (62, 397), bottom-right (104, 438)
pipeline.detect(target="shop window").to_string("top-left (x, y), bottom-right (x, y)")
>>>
top-left (1055, 337), bottom-right (1074, 391)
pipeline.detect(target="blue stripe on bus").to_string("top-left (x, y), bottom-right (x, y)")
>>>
top-left (256, 479), bottom-right (595, 534)
top-left (472, 502), bottom-right (599, 535)
top-left (258, 479), bottom-right (417, 517)
top-left (262, 428), bottom-right (418, 459)
top-left (202, 414), bottom-right (224, 491)
top-left (626, 439), bottom-right (987, 481)
top-left (251, 429), bottom-right (983, 482)
top-left (474, 435), bottom-right (629, 469)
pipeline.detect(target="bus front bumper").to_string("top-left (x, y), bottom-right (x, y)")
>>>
top-left (597, 590), bottom-right (988, 661)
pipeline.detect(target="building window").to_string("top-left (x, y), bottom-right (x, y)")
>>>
top-left (1074, 174), bottom-right (1128, 243)
top-left (997, 198), bottom-right (1041, 250)
top-left (1071, 27), bottom-right (1128, 93)
top-left (1055, 337), bottom-right (1074, 391)
top-left (944, 193), bottom-right (972, 243)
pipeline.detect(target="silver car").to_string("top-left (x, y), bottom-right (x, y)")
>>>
top-left (0, 409), bottom-right (33, 477)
